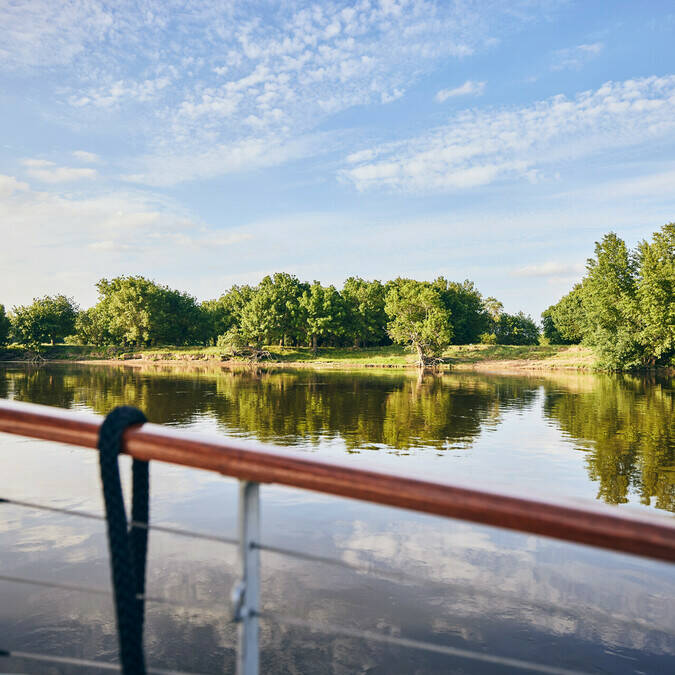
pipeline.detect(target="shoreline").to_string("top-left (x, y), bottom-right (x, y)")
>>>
top-left (2, 344), bottom-right (671, 374)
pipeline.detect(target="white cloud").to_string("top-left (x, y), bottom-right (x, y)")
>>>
top-left (0, 175), bottom-right (250, 307)
top-left (21, 159), bottom-right (97, 183)
top-left (7, 0), bottom-right (555, 186)
top-left (513, 262), bottom-right (585, 278)
top-left (72, 150), bottom-right (101, 164)
top-left (0, 0), bottom-right (112, 70)
top-left (342, 75), bottom-right (675, 193)
top-left (121, 134), bottom-right (320, 186)
top-left (435, 80), bottom-right (486, 102)
top-left (551, 42), bottom-right (604, 71)
top-left (69, 77), bottom-right (172, 108)
top-left (0, 175), bottom-right (29, 197)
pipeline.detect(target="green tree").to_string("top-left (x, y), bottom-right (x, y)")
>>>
top-left (494, 312), bottom-right (540, 345)
top-left (635, 223), bottom-right (674, 366)
top-left (433, 278), bottom-right (489, 344)
top-left (240, 274), bottom-right (307, 346)
top-left (201, 284), bottom-right (255, 344)
top-left (341, 277), bottom-right (388, 347)
top-left (0, 304), bottom-right (11, 346)
top-left (11, 295), bottom-right (79, 347)
top-left (81, 276), bottom-right (203, 347)
top-left (580, 233), bottom-right (641, 369)
top-left (543, 283), bottom-right (585, 344)
top-left (384, 279), bottom-right (453, 366)
top-left (300, 282), bottom-right (346, 352)
top-left (74, 305), bottom-right (112, 345)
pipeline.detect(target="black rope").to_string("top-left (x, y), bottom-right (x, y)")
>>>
top-left (98, 406), bottom-right (149, 675)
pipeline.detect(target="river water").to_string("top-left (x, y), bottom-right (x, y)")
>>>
top-left (0, 363), bottom-right (673, 673)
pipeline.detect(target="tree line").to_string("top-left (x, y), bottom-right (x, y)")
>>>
top-left (0, 275), bottom-right (540, 364)
top-left (542, 223), bottom-right (674, 370)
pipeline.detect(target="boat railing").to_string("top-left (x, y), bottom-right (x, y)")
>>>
top-left (1, 398), bottom-right (674, 674)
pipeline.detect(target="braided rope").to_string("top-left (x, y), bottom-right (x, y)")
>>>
top-left (98, 406), bottom-right (149, 675)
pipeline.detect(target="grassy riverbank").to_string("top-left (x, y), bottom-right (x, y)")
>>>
top-left (0, 343), bottom-right (598, 371)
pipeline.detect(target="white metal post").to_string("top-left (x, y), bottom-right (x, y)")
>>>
top-left (235, 481), bottom-right (260, 675)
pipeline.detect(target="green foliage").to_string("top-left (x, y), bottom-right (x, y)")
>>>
top-left (11, 295), bottom-right (79, 348)
top-left (300, 282), bottom-right (346, 351)
top-left (384, 279), bottom-right (453, 364)
top-left (341, 277), bottom-right (388, 347)
top-left (216, 327), bottom-right (250, 354)
top-left (79, 276), bottom-right (203, 347)
top-left (635, 223), bottom-right (675, 366)
top-left (494, 312), bottom-right (540, 345)
top-left (240, 273), bottom-right (308, 346)
top-left (545, 223), bottom-right (674, 370)
top-left (433, 278), bottom-right (489, 344)
top-left (580, 232), bottom-right (641, 369)
top-left (481, 295), bottom-right (538, 345)
top-left (542, 285), bottom-right (585, 344)
top-left (0, 306), bottom-right (11, 346)
top-left (0, 304), bottom-right (11, 346)
top-left (74, 305), bottom-right (111, 345)
top-left (201, 284), bottom-right (255, 344)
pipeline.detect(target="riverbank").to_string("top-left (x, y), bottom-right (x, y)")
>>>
top-left (0, 343), bottom-right (600, 372)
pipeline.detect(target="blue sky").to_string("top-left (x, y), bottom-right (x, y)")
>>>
top-left (1, 0), bottom-right (674, 318)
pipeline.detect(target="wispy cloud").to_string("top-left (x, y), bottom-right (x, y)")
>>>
top-left (21, 159), bottom-right (97, 183)
top-left (72, 150), bottom-right (101, 164)
top-left (0, 0), bottom-right (112, 70)
top-left (513, 262), bottom-right (585, 278)
top-left (69, 77), bottom-right (172, 108)
top-left (551, 42), bottom-right (604, 71)
top-left (0, 174), bottom-right (249, 306)
top-left (435, 80), bottom-right (486, 102)
top-left (0, 1), bottom-right (557, 186)
top-left (342, 75), bottom-right (675, 193)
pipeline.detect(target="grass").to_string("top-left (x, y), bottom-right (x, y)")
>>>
top-left (0, 342), bottom-right (598, 371)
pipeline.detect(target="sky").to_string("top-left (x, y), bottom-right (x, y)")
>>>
top-left (1, 0), bottom-right (674, 318)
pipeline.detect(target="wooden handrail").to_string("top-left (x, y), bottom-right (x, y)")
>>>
top-left (1, 399), bottom-right (674, 563)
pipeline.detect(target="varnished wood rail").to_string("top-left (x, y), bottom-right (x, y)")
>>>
top-left (1, 399), bottom-right (674, 563)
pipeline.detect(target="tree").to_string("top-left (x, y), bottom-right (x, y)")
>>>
top-left (341, 277), bottom-right (388, 347)
top-left (239, 274), bottom-right (308, 346)
top-left (384, 279), bottom-right (453, 366)
top-left (79, 276), bottom-right (203, 347)
top-left (494, 312), bottom-right (540, 345)
top-left (74, 305), bottom-right (112, 345)
top-left (300, 282), bottom-right (346, 351)
top-left (201, 284), bottom-right (255, 344)
top-left (0, 304), bottom-right (10, 346)
top-left (635, 223), bottom-right (674, 366)
top-left (11, 295), bottom-right (79, 347)
top-left (542, 283), bottom-right (585, 344)
top-left (433, 278), bottom-right (489, 344)
top-left (580, 233), bottom-right (641, 369)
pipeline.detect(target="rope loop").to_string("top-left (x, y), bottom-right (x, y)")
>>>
top-left (98, 406), bottom-right (149, 675)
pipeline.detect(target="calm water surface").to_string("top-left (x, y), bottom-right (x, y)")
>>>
top-left (0, 364), bottom-right (673, 673)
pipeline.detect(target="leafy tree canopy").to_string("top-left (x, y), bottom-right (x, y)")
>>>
top-left (0, 304), bottom-right (11, 346)
top-left (11, 295), bottom-right (79, 348)
top-left (384, 279), bottom-right (453, 365)
top-left (300, 282), bottom-right (346, 351)
top-left (341, 277), bottom-right (388, 347)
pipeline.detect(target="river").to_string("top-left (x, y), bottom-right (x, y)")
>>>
top-left (0, 363), bottom-right (673, 673)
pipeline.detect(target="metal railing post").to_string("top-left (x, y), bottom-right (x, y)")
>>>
top-left (233, 481), bottom-right (260, 675)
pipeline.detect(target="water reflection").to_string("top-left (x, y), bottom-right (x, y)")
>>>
top-left (1, 364), bottom-right (673, 512)
top-left (0, 364), bottom-right (674, 673)
top-left (543, 373), bottom-right (675, 512)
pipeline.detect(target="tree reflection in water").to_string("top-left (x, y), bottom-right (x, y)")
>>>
top-left (1, 363), bottom-right (673, 511)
